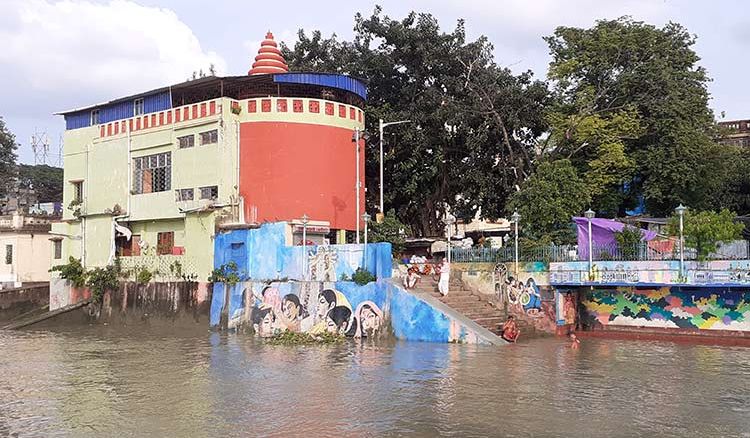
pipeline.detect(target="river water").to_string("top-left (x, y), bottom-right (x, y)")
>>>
top-left (2, 326), bottom-right (750, 438)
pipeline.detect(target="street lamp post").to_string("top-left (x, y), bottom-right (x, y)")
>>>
top-left (378, 119), bottom-right (411, 218)
top-left (362, 212), bottom-right (371, 271)
top-left (446, 215), bottom-right (456, 263)
top-left (511, 211), bottom-right (521, 278)
top-left (353, 128), bottom-right (361, 243)
top-left (301, 214), bottom-right (309, 280)
top-left (584, 209), bottom-right (595, 281)
top-left (675, 204), bottom-right (687, 280)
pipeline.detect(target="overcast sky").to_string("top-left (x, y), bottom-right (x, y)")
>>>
top-left (2, 0), bottom-right (748, 164)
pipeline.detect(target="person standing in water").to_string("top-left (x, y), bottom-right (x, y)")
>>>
top-left (570, 333), bottom-right (580, 349)
top-left (438, 257), bottom-right (450, 296)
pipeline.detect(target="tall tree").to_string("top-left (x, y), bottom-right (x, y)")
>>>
top-left (282, 7), bottom-right (549, 235)
top-left (0, 117), bottom-right (19, 199)
top-left (506, 159), bottom-right (590, 243)
top-left (545, 18), bottom-right (727, 216)
top-left (17, 164), bottom-right (64, 203)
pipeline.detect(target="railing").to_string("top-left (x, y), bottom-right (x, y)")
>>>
top-left (449, 245), bottom-right (578, 263)
top-left (118, 255), bottom-right (200, 282)
top-left (450, 240), bottom-right (750, 263)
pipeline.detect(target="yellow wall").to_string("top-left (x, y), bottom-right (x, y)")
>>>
top-left (58, 95), bottom-right (363, 279)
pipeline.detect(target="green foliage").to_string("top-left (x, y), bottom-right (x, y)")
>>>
top-left (368, 209), bottom-right (406, 254)
top-left (0, 118), bottom-right (18, 199)
top-left (614, 226), bottom-right (643, 260)
top-left (340, 273), bottom-right (350, 281)
top-left (208, 261), bottom-right (242, 286)
top-left (668, 209), bottom-right (745, 261)
top-left (50, 257), bottom-right (87, 288)
top-left (86, 264), bottom-right (121, 303)
top-left (136, 268), bottom-right (153, 284)
top-left (351, 267), bottom-right (376, 285)
top-left (266, 330), bottom-right (344, 345)
top-left (507, 160), bottom-right (589, 243)
top-left (169, 260), bottom-right (197, 282)
top-left (282, 7), bottom-right (550, 235)
top-left (545, 18), bottom-right (732, 216)
top-left (17, 164), bottom-right (63, 203)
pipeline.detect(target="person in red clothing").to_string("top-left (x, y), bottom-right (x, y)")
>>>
top-left (501, 315), bottom-right (520, 343)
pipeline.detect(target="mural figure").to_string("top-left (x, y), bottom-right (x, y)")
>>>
top-left (278, 293), bottom-right (306, 332)
top-left (324, 306), bottom-right (352, 335)
top-left (251, 304), bottom-right (276, 337)
top-left (353, 301), bottom-right (384, 338)
top-left (308, 247), bottom-right (338, 281)
top-left (522, 278), bottom-right (542, 315)
top-left (563, 293), bottom-right (576, 325)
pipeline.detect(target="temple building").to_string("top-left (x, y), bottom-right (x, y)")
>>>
top-left (52, 32), bottom-right (367, 280)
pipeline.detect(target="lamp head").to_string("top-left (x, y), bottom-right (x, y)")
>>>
top-left (675, 204), bottom-right (687, 216)
top-left (510, 211), bottom-right (521, 223)
top-left (584, 209), bottom-right (595, 220)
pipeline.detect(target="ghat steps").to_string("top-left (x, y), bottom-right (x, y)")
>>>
top-left (412, 278), bottom-right (534, 339)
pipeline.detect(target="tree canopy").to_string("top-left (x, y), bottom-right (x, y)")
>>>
top-left (282, 7), bottom-right (549, 236)
top-left (18, 164), bottom-right (64, 203)
top-left (0, 118), bottom-right (19, 199)
top-left (283, 11), bottom-right (747, 240)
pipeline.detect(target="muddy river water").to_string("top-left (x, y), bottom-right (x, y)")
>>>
top-left (1, 326), bottom-right (750, 437)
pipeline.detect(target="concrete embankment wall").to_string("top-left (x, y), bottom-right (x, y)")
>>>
top-left (38, 280), bottom-right (212, 328)
top-left (0, 283), bottom-right (49, 322)
top-left (209, 279), bottom-right (501, 345)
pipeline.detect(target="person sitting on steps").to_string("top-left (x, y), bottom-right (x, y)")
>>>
top-left (501, 315), bottom-right (520, 343)
top-left (403, 266), bottom-right (421, 289)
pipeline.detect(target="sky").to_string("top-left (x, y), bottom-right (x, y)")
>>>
top-left (1, 0), bottom-right (749, 165)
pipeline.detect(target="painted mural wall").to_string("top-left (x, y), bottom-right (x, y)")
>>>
top-left (583, 287), bottom-right (750, 332)
top-left (550, 260), bottom-right (750, 287)
top-left (209, 279), bottom-right (495, 344)
top-left (213, 222), bottom-right (392, 282)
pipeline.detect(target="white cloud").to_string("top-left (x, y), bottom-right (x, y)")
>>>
top-left (0, 0), bottom-right (226, 115)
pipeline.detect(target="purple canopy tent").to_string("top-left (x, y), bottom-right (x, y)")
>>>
top-left (573, 217), bottom-right (657, 259)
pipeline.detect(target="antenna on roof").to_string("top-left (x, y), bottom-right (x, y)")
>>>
top-left (30, 128), bottom-right (50, 165)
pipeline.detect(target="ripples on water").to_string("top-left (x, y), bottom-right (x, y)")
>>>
top-left (2, 326), bottom-right (750, 437)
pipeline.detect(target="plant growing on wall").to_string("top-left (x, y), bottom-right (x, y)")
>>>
top-left (668, 209), bottom-right (745, 261)
top-left (368, 209), bottom-right (407, 254)
top-left (351, 268), bottom-right (376, 286)
top-left (136, 268), bottom-right (153, 284)
top-left (614, 226), bottom-right (644, 260)
top-left (50, 257), bottom-right (87, 288)
top-left (86, 264), bottom-right (120, 303)
top-left (208, 261), bottom-right (243, 286)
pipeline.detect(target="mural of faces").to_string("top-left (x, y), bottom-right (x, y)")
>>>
top-left (316, 289), bottom-right (337, 320)
top-left (355, 301), bottom-right (384, 338)
top-left (252, 306), bottom-right (276, 337)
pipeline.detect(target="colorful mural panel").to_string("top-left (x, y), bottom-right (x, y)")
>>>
top-left (583, 287), bottom-right (750, 331)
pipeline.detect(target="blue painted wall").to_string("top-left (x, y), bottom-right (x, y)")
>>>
top-left (214, 222), bottom-right (392, 281)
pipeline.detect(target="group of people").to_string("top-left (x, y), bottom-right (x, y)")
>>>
top-left (249, 286), bottom-right (384, 339)
top-left (402, 257), bottom-right (451, 296)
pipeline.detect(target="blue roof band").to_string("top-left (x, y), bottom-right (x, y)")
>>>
top-left (273, 73), bottom-right (367, 100)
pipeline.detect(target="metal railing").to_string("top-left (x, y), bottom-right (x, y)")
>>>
top-left (450, 240), bottom-right (750, 263)
top-left (449, 245), bottom-right (577, 263)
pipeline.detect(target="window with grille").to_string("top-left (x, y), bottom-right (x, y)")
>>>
top-left (133, 152), bottom-right (171, 194)
top-left (134, 98), bottom-right (144, 116)
top-left (177, 135), bottom-right (194, 149)
top-left (199, 186), bottom-right (218, 200)
top-left (54, 240), bottom-right (62, 259)
top-left (72, 181), bottom-right (83, 203)
top-left (199, 129), bottom-right (218, 145)
top-left (91, 110), bottom-right (100, 125)
top-left (175, 188), bottom-right (194, 202)
top-left (157, 232), bottom-right (174, 255)
top-left (5, 245), bottom-right (12, 264)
